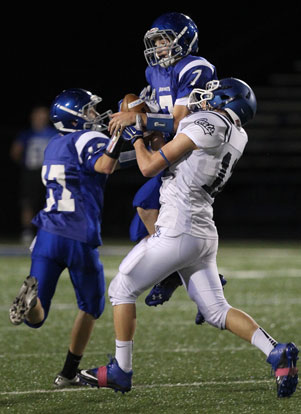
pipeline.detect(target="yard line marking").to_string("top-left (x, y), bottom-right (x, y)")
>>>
top-left (0, 244), bottom-right (133, 257)
top-left (2, 294), bottom-right (301, 314)
top-left (103, 268), bottom-right (301, 280)
top-left (0, 379), bottom-right (274, 396)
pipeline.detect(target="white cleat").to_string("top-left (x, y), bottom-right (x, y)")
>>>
top-left (54, 372), bottom-right (89, 388)
top-left (9, 276), bottom-right (38, 325)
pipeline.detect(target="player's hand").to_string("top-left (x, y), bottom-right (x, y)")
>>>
top-left (108, 112), bottom-right (137, 137)
top-left (121, 115), bottom-right (143, 144)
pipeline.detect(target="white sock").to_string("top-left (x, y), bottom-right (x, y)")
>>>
top-left (251, 327), bottom-right (278, 356)
top-left (115, 340), bottom-right (133, 373)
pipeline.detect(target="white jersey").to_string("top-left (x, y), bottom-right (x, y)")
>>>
top-left (155, 111), bottom-right (248, 239)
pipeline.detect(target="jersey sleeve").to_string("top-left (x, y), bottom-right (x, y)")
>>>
top-left (179, 113), bottom-right (229, 149)
top-left (74, 131), bottom-right (110, 172)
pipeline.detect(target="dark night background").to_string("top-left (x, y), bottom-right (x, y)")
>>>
top-left (1, 4), bottom-right (300, 242)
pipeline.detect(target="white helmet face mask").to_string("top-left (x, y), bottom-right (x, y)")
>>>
top-left (187, 80), bottom-right (243, 126)
top-left (187, 80), bottom-right (223, 110)
top-left (187, 88), bottom-right (215, 111)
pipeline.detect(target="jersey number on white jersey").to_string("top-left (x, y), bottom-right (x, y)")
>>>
top-left (202, 151), bottom-right (238, 198)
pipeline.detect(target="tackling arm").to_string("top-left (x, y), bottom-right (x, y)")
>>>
top-left (133, 132), bottom-right (197, 177)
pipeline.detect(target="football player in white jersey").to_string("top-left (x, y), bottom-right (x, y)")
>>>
top-left (79, 78), bottom-right (299, 398)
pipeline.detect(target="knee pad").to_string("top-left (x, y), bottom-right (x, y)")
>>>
top-left (203, 303), bottom-right (232, 330)
top-left (108, 273), bottom-right (138, 306)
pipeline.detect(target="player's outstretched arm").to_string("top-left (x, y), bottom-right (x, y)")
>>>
top-left (133, 133), bottom-right (197, 177)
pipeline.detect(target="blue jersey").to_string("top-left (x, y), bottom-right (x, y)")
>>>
top-left (15, 126), bottom-right (57, 170)
top-left (32, 130), bottom-right (110, 247)
top-left (145, 55), bottom-right (217, 115)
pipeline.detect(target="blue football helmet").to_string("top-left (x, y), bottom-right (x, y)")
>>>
top-left (187, 78), bottom-right (257, 126)
top-left (50, 88), bottom-right (112, 133)
top-left (144, 12), bottom-right (199, 68)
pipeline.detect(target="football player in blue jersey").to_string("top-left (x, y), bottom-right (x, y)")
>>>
top-left (9, 88), bottom-right (125, 388)
top-left (108, 12), bottom-right (221, 319)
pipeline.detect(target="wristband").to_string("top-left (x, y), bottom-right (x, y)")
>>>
top-left (146, 113), bottom-right (174, 133)
top-left (105, 135), bottom-right (124, 159)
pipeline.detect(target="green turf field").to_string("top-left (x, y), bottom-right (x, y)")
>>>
top-left (0, 240), bottom-right (300, 413)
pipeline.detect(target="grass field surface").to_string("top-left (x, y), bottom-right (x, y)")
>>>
top-left (0, 240), bottom-right (300, 413)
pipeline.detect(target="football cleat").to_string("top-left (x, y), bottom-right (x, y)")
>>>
top-left (54, 371), bottom-right (88, 388)
top-left (267, 342), bottom-right (299, 398)
top-left (145, 272), bottom-right (183, 306)
top-left (195, 308), bottom-right (206, 326)
top-left (79, 356), bottom-right (132, 393)
top-left (195, 274), bottom-right (227, 325)
top-left (9, 276), bottom-right (38, 325)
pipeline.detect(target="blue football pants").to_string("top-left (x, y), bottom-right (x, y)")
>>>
top-left (27, 229), bottom-right (105, 328)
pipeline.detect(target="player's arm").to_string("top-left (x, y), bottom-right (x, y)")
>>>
top-left (94, 153), bottom-right (118, 174)
top-left (172, 104), bottom-right (190, 131)
top-left (108, 108), bottom-right (188, 135)
top-left (80, 133), bottom-right (120, 175)
top-left (133, 133), bottom-right (197, 177)
top-left (108, 91), bottom-right (187, 137)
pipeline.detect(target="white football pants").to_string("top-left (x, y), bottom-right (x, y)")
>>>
top-left (108, 227), bottom-right (231, 329)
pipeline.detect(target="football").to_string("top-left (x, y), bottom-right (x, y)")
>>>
top-left (120, 93), bottom-right (147, 113)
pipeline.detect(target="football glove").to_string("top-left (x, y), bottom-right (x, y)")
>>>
top-left (139, 85), bottom-right (160, 113)
top-left (122, 114), bottom-right (143, 144)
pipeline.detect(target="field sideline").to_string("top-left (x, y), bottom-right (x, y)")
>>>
top-left (0, 239), bottom-right (300, 413)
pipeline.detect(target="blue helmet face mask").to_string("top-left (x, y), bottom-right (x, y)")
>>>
top-left (144, 12), bottom-right (199, 68)
top-left (50, 88), bottom-right (112, 134)
top-left (187, 78), bottom-right (257, 126)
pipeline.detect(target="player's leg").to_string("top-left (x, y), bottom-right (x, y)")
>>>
top-left (54, 242), bottom-right (105, 388)
top-left (225, 308), bottom-right (298, 397)
top-left (9, 230), bottom-right (64, 327)
top-left (180, 238), bottom-right (298, 398)
top-left (136, 207), bottom-right (158, 236)
top-left (130, 174), bottom-right (184, 305)
top-left (54, 310), bottom-right (96, 388)
top-left (79, 228), bottom-right (190, 392)
top-left (129, 173), bottom-right (163, 242)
